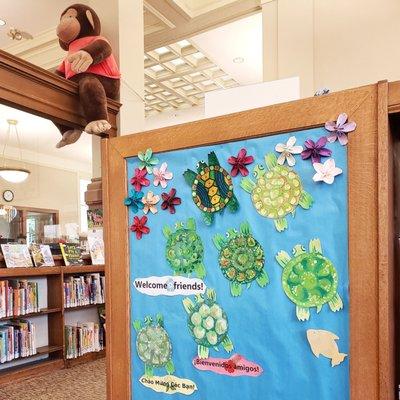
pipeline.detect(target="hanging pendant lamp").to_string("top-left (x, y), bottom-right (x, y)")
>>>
top-left (0, 119), bottom-right (30, 183)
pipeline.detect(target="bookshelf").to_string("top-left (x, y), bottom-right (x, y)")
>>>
top-left (0, 254), bottom-right (105, 384)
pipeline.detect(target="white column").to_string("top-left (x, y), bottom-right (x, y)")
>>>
top-left (87, 0), bottom-right (145, 177)
top-left (89, 0), bottom-right (145, 136)
top-left (117, 0), bottom-right (145, 135)
top-left (261, 0), bottom-right (278, 82)
top-left (261, 0), bottom-right (315, 98)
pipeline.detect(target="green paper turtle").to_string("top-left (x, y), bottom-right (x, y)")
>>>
top-left (182, 288), bottom-right (234, 359)
top-left (213, 221), bottom-right (269, 297)
top-left (133, 314), bottom-right (175, 377)
top-left (241, 152), bottom-right (313, 232)
top-left (163, 218), bottom-right (206, 278)
top-left (183, 152), bottom-right (239, 225)
top-left (275, 238), bottom-right (343, 321)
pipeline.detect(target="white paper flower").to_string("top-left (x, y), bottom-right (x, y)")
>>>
top-left (312, 159), bottom-right (343, 184)
top-left (275, 136), bottom-right (303, 166)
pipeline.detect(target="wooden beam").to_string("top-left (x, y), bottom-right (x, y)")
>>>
top-left (0, 50), bottom-right (121, 137)
top-left (144, 0), bottom-right (190, 27)
top-left (145, 0), bottom-right (261, 51)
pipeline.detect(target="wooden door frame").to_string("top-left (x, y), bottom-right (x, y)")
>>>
top-left (103, 81), bottom-right (396, 400)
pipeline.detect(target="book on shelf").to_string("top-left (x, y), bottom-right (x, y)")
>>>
top-left (60, 243), bottom-right (83, 266)
top-left (87, 229), bottom-right (104, 265)
top-left (0, 280), bottom-right (39, 318)
top-left (30, 244), bottom-right (55, 267)
top-left (64, 273), bottom-right (105, 308)
top-left (0, 319), bottom-right (36, 363)
top-left (1, 244), bottom-right (33, 268)
top-left (65, 322), bottom-right (103, 359)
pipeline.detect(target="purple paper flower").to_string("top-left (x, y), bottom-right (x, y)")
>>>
top-left (301, 137), bottom-right (332, 164)
top-left (324, 113), bottom-right (356, 146)
top-left (161, 188), bottom-right (181, 214)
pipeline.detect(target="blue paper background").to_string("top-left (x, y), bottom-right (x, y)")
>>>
top-left (127, 127), bottom-right (349, 400)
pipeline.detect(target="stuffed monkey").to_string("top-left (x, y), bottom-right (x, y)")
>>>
top-left (54, 4), bottom-right (120, 148)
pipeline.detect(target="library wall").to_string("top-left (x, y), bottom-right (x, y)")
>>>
top-left (0, 157), bottom-right (91, 227)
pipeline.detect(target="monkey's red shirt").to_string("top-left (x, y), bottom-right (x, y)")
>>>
top-left (57, 36), bottom-right (121, 80)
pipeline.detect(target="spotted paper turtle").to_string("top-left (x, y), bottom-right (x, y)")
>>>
top-left (275, 238), bottom-right (343, 321)
top-left (184, 152), bottom-right (239, 225)
top-left (182, 288), bottom-right (233, 359)
top-left (241, 152), bottom-right (313, 232)
top-left (133, 314), bottom-right (175, 377)
top-left (163, 218), bottom-right (206, 278)
top-left (213, 221), bottom-right (269, 297)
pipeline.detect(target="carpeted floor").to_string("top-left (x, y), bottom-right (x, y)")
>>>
top-left (0, 359), bottom-right (106, 400)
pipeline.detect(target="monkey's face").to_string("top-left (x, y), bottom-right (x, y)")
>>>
top-left (56, 8), bottom-right (81, 44)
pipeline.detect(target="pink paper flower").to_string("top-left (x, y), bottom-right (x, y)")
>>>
top-left (228, 148), bottom-right (254, 177)
top-left (275, 136), bottom-right (303, 166)
top-left (142, 191), bottom-right (160, 215)
top-left (301, 137), bottom-right (332, 164)
top-left (161, 188), bottom-right (181, 214)
top-left (153, 162), bottom-right (173, 188)
top-left (130, 216), bottom-right (150, 240)
top-left (312, 159), bottom-right (343, 184)
top-left (325, 113), bottom-right (356, 146)
top-left (130, 168), bottom-right (150, 192)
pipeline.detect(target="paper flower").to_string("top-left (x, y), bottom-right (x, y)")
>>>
top-left (325, 113), bottom-right (356, 146)
top-left (224, 360), bottom-right (236, 374)
top-left (130, 168), bottom-right (150, 192)
top-left (275, 136), bottom-right (303, 166)
top-left (130, 216), bottom-right (150, 240)
top-left (227, 148), bottom-right (254, 177)
top-left (161, 188), bottom-right (181, 214)
top-left (124, 190), bottom-right (144, 213)
top-left (138, 148), bottom-right (159, 173)
top-left (142, 191), bottom-right (160, 215)
top-left (312, 159), bottom-right (343, 184)
top-left (153, 162), bottom-right (173, 188)
top-left (301, 137), bottom-right (332, 164)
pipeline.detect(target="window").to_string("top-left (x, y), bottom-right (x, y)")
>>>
top-left (79, 179), bottom-right (91, 233)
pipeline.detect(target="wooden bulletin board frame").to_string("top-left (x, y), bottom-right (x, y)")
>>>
top-left (103, 81), bottom-right (395, 400)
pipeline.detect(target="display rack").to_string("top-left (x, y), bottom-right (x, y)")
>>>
top-left (0, 254), bottom-right (105, 385)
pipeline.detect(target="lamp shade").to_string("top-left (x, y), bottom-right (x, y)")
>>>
top-left (0, 168), bottom-right (30, 183)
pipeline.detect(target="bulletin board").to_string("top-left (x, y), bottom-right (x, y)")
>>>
top-left (103, 82), bottom-right (395, 400)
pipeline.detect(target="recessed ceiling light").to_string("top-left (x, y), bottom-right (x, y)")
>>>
top-left (0, 19), bottom-right (6, 26)
top-left (154, 46), bottom-right (170, 55)
top-left (233, 57), bottom-right (244, 64)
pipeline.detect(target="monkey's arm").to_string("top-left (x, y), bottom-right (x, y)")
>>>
top-left (81, 39), bottom-right (112, 65)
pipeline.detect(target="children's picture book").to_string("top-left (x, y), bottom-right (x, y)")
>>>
top-left (87, 209), bottom-right (103, 229)
top-left (87, 229), bottom-right (105, 265)
top-left (30, 244), bottom-right (55, 267)
top-left (60, 243), bottom-right (83, 266)
top-left (1, 244), bottom-right (33, 268)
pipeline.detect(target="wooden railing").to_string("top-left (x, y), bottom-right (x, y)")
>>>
top-left (0, 49), bottom-right (121, 137)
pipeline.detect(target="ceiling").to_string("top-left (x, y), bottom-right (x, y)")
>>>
top-left (0, 0), bottom-right (74, 47)
top-left (0, 0), bottom-right (262, 162)
top-left (143, 0), bottom-right (260, 51)
top-left (144, 39), bottom-right (238, 115)
top-left (191, 13), bottom-right (263, 85)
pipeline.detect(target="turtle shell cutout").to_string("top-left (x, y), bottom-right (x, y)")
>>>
top-left (192, 165), bottom-right (233, 213)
